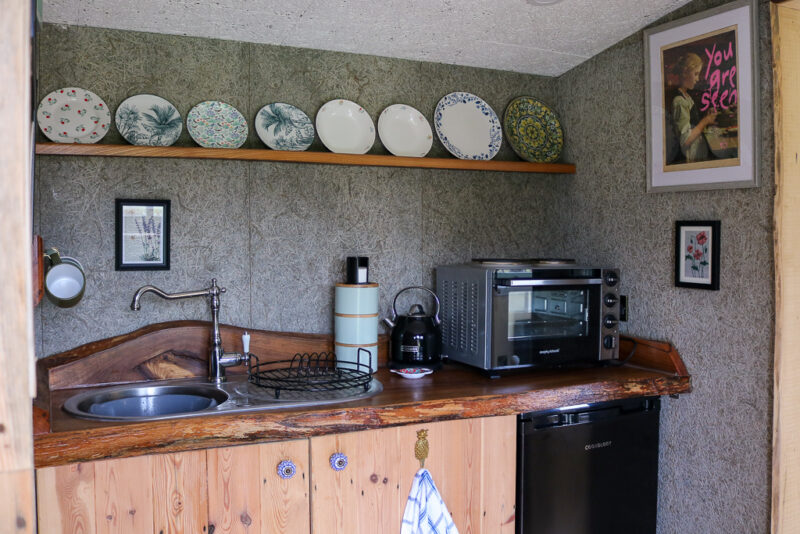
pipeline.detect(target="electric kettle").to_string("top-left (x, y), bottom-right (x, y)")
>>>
top-left (383, 286), bottom-right (442, 370)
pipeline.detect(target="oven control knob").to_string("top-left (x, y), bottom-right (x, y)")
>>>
top-left (603, 315), bottom-right (618, 329)
top-left (603, 294), bottom-right (618, 307)
top-left (603, 335), bottom-right (617, 349)
top-left (604, 271), bottom-right (619, 287)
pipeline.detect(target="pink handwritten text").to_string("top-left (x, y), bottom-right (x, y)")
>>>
top-left (701, 41), bottom-right (737, 112)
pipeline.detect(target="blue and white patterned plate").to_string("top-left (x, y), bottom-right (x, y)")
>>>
top-left (186, 100), bottom-right (248, 149)
top-left (255, 102), bottom-right (314, 151)
top-left (116, 94), bottom-right (182, 147)
top-left (316, 99), bottom-right (375, 154)
top-left (37, 87), bottom-right (111, 144)
top-left (434, 92), bottom-right (502, 160)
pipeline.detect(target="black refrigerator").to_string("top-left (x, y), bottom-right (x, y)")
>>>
top-left (516, 396), bottom-right (660, 534)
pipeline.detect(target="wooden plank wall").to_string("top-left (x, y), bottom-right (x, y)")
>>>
top-left (0, 0), bottom-right (35, 531)
top-left (772, 1), bottom-right (800, 532)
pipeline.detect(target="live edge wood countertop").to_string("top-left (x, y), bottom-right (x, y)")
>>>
top-left (33, 321), bottom-right (691, 469)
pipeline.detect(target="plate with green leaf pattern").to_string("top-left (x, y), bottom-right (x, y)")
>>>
top-left (255, 103), bottom-right (314, 151)
top-left (503, 97), bottom-right (564, 163)
top-left (115, 94), bottom-right (182, 146)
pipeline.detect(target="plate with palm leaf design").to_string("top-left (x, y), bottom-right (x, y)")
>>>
top-left (115, 94), bottom-right (182, 147)
top-left (255, 103), bottom-right (314, 151)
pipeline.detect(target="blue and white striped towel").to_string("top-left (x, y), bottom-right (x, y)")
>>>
top-left (401, 468), bottom-right (459, 534)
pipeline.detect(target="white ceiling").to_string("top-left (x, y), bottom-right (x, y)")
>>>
top-left (43, 0), bottom-right (693, 77)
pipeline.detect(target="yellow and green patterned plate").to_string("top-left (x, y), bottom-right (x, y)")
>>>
top-left (503, 97), bottom-right (563, 163)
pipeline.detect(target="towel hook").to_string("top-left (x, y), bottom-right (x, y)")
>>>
top-left (414, 429), bottom-right (429, 469)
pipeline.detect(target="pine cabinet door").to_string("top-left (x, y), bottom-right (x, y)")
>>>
top-left (309, 415), bottom-right (516, 534)
top-left (36, 439), bottom-right (311, 534)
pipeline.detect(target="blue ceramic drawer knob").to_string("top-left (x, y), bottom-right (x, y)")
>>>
top-left (330, 452), bottom-right (348, 471)
top-left (277, 460), bottom-right (297, 480)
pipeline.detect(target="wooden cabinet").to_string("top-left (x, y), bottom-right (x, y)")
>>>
top-left (36, 439), bottom-right (310, 534)
top-left (310, 416), bottom-right (516, 534)
top-left (35, 415), bottom-right (516, 533)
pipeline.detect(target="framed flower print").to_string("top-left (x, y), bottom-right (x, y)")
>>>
top-left (115, 199), bottom-right (170, 271)
top-left (675, 220), bottom-right (720, 290)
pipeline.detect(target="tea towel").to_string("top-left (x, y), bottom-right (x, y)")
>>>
top-left (400, 468), bottom-right (459, 534)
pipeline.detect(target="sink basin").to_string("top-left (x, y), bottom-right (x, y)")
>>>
top-left (63, 383), bottom-right (229, 421)
top-left (62, 376), bottom-right (383, 422)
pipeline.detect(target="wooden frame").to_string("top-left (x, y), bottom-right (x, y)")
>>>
top-left (674, 220), bottom-right (721, 290)
top-left (115, 198), bottom-right (171, 271)
top-left (644, 0), bottom-right (759, 192)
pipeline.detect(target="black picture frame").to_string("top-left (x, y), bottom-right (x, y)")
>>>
top-left (115, 199), bottom-right (170, 271)
top-left (675, 220), bottom-right (720, 290)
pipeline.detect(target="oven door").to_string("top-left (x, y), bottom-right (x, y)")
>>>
top-left (491, 279), bottom-right (601, 368)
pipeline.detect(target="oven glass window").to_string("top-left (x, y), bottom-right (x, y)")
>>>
top-left (507, 289), bottom-right (590, 340)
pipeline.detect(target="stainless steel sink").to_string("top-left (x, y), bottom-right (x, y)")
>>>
top-left (62, 375), bottom-right (383, 422)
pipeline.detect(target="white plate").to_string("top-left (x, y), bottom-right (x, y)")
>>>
top-left (255, 102), bottom-right (314, 151)
top-left (434, 92), bottom-right (502, 160)
top-left (316, 99), bottom-right (375, 154)
top-left (378, 104), bottom-right (433, 157)
top-left (37, 87), bottom-right (111, 144)
top-left (390, 368), bottom-right (434, 380)
top-left (116, 94), bottom-right (182, 146)
top-left (186, 100), bottom-right (248, 149)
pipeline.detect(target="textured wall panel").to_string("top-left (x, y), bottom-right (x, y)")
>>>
top-left (554, 1), bottom-right (774, 532)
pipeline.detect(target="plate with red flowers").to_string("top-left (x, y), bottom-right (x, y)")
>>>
top-left (37, 87), bottom-right (111, 144)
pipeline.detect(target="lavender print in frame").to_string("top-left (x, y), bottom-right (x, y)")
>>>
top-left (675, 220), bottom-right (720, 290)
top-left (115, 199), bottom-right (171, 270)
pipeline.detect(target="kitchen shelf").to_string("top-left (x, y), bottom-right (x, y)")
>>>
top-left (35, 143), bottom-right (576, 174)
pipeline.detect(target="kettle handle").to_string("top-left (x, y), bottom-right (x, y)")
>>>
top-left (390, 286), bottom-right (441, 326)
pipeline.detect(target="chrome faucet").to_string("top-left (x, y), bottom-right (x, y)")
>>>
top-left (130, 278), bottom-right (246, 383)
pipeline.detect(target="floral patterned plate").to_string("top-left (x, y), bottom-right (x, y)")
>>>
top-left (503, 97), bottom-right (564, 163)
top-left (390, 368), bottom-right (434, 380)
top-left (434, 92), bottom-right (502, 160)
top-left (116, 94), bottom-right (182, 147)
top-left (315, 99), bottom-right (375, 154)
top-left (255, 102), bottom-right (314, 151)
top-left (377, 104), bottom-right (433, 158)
top-left (186, 100), bottom-right (248, 149)
top-left (37, 87), bottom-right (111, 144)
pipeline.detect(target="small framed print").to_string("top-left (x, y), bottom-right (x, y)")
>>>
top-left (675, 220), bottom-right (720, 290)
top-left (115, 199), bottom-right (170, 271)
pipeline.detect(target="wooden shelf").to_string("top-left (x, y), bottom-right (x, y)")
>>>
top-left (35, 143), bottom-right (576, 174)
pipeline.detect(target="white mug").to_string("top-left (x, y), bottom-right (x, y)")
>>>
top-left (44, 248), bottom-right (85, 308)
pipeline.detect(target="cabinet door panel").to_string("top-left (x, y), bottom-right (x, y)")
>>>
top-left (310, 416), bottom-right (516, 534)
top-left (152, 449), bottom-right (208, 534)
top-left (259, 439), bottom-right (311, 534)
top-left (94, 455), bottom-right (154, 534)
top-left (37, 462), bottom-right (97, 534)
top-left (208, 444), bottom-right (262, 534)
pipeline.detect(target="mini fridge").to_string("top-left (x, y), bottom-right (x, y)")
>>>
top-left (516, 396), bottom-right (660, 534)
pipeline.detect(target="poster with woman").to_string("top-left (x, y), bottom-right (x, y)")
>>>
top-left (644, 0), bottom-right (758, 192)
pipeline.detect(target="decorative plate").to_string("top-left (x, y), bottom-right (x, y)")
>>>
top-left (503, 97), bottom-right (564, 163)
top-left (316, 99), bottom-right (375, 154)
top-left (378, 104), bottom-right (433, 158)
top-left (434, 92), bottom-right (502, 160)
top-left (115, 94), bottom-right (182, 147)
top-left (37, 87), bottom-right (110, 144)
top-left (186, 100), bottom-right (248, 149)
top-left (390, 368), bottom-right (434, 380)
top-left (255, 102), bottom-right (314, 151)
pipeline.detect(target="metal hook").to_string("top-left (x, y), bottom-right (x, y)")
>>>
top-left (414, 429), bottom-right (429, 469)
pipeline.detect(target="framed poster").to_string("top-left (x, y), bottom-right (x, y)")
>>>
top-left (675, 220), bottom-right (720, 290)
top-left (115, 199), bottom-right (170, 270)
top-left (644, 0), bottom-right (759, 192)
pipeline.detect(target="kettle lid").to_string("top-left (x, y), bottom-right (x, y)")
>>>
top-left (407, 303), bottom-right (427, 317)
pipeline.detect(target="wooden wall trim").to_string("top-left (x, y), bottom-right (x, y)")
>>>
top-left (0, 0), bottom-right (34, 473)
top-left (772, 3), bottom-right (800, 533)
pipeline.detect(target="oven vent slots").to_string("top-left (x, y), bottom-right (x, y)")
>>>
top-left (468, 282), bottom-right (478, 353)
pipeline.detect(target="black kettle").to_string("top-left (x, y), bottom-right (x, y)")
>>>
top-left (384, 286), bottom-right (442, 370)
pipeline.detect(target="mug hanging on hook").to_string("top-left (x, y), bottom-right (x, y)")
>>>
top-left (43, 248), bottom-right (86, 308)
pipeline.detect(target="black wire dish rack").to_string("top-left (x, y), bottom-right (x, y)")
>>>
top-left (247, 348), bottom-right (374, 400)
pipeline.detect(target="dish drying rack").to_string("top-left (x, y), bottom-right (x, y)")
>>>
top-left (247, 348), bottom-right (373, 399)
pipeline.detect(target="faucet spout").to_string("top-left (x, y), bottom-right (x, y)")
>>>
top-left (130, 279), bottom-right (243, 383)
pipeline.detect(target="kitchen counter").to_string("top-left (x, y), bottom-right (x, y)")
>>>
top-left (34, 321), bottom-right (690, 468)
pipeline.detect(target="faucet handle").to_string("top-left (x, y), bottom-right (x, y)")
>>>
top-left (209, 278), bottom-right (226, 295)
